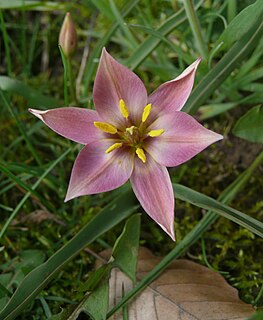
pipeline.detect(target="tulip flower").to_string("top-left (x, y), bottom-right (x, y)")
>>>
top-left (29, 48), bottom-right (223, 240)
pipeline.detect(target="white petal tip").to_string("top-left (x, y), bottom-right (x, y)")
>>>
top-left (28, 108), bottom-right (47, 120)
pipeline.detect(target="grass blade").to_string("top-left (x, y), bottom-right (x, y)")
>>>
top-left (107, 150), bottom-right (263, 317)
top-left (0, 91), bottom-right (42, 165)
top-left (183, 19), bottom-right (263, 114)
top-left (0, 148), bottom-right (72, 240)
top-left (173, 184), bottom-right (263, 238)
top-left (0, 189), bottom-right (139, 320)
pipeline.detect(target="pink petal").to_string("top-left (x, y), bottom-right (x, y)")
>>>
top-left (65, 140), bottom-right (134, 201)
top-left (29, 107), bottom-right (101, 145)
top-left (93, 48), bottom-right (148, 127)
top-left (130, 155), bottom-right (175, 240)
top-left (145, 111), bottom-right (223, 167)
top-left (148, 58), bottom-right (201, 119)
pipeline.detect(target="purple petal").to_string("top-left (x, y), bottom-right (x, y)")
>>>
top-left (130, 155), bottom-right (175, 240)
top-left (65, 140), bottom-right (134, 201)
top-left (93, 48), bottom-right (148, 127)
top-left (145, 111), bottom-right (223, 167)
top-left (29, 107), bottom-right (101, 145)
top-left (148, 58), bottom-right (201, 118)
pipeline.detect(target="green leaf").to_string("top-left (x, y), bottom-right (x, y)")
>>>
top-left (0, 189), bottom-right (139, 320)
top-left (246, 311), bottom-right (263, 320)
top-left (80, 280), bottom-right (109, 320)
top-left (199, 102), bottom-right (238, 120)
top-left (232, 105), bottom-right (263, 143)
top-left (0, 76), bottom-right (59, 107)
top-left (0, 0), bottom-right (64, 10)
top-left (173, 184), bottom-right (263, 238)
top-left (107, 151), bottom-right (263, 317)
top-left (183, 19), bottom-right (263, 115)
top-left (112, 214), bottom-right (141, 282)
top-left (216, 0), bottom-right (263, 50)
top-left (127, 1), bottom-right (202, 70)
top-left (79, 264), bottom-right (111, 292)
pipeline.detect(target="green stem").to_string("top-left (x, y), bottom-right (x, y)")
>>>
top-left (67, 58), bottom-right (77, 104)
top-left (107, 150), bottom-right (263, 318)
top-left (183, 0), bottom-right (207, 59)
top-left (58, 45), bottom-right (69, 105)
top-left (0, 91), bottom-right (42, 165)
top-left (0, 11), bottom-right (12, 76)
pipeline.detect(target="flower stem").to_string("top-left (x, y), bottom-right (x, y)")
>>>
top-left (58, 45), bottom-right (69, 105)
top-left (67, 57), bottom-right (77, 104)
top-left (183, 0), bottom-right (208, 59)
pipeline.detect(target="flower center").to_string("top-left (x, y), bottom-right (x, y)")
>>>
top-left (94, 99), bottom-right (164, 163)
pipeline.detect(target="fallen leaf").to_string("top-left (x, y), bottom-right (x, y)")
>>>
top-left (100, 247), bottom-right (255, 320)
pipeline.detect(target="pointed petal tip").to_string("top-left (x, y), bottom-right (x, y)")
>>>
top-left (161, 223), bottom-right (176, 241)
top-left (28, 108), bottom-right (47, 120)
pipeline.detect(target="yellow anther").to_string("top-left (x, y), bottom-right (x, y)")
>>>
top-left (119, 99), bottom-right (129, 119)
top-left (126, 126), bottom-right (135, 135)
top-left (94, 122), bottom-right (117, 134)
top-left (148, 129), bottom-right (165, 137)
top-left (105, 142), bottom-right (123, 154)
top-left (136, 148), bottom-right (146, 163)
top-left (142, 104), bottom-right (152, 123)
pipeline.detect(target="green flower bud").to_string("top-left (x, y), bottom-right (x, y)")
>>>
top-left (59, 12), bottom-right (77, 57)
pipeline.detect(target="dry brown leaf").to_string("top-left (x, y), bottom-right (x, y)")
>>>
top-left (100, 247), bottom-right (255, 320)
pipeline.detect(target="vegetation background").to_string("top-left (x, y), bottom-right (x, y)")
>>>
top-left (0, 0), bottom-right (262, 319)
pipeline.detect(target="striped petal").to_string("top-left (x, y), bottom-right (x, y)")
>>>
top-left (130, 155), bottom-right (175, 240)
top-left (93, 48), bottom-right (148, 127)
top-left (65, 140), bottom-right (134, 201)
top-left (29, 107), bottom-right (101, 145)
top-left (148, 58), bottom-right (201, 120)
top-left (145, 111), bottom-right (223, 167)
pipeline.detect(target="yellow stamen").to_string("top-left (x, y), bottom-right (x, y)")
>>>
top-left (148, 129), bottom-right (165, 137)
top-left (126, 126), bottom-right (135, 135)
top-left (94, 122), bottom-right (117, 134)
top-left (119, 99), bottom-right (129, 119)
top-left (136, 148), bottom-right (146, 163)
top-left (141, 104), bottom-right (152, 123)
top-left (105, 142), bottom-right (123, 154)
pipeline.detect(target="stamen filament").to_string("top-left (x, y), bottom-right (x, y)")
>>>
top-left (136, 148), bottom-right (146, 163)
top-left (105, 142), bottom-right (123, 154)
top-left (126, 126), bottom-right (135, 135)
top-left (142, 104), bottom-right (152, 123)
top-left (94, 122), bottom-right (117, 134)
top-left (148, 129), bottom-right (165, 137)
top-left (119, 99), bottom-right (129, 119)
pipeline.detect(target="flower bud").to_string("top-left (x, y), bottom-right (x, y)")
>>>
top-left (59, 12), bottom-right (77, 57)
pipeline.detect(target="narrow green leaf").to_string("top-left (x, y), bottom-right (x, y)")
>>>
top-left (173, 184), bottom-right (263, 238)
top-left (80, 280), bottom-right (109, 320)
top-left (199, 102), bottom-right (238, 120)
top-left (107, 151), bottom-right (263, 317)
top-left (0, 148), bottom-right (72, 240)
top-left (112, 214), bottom-right (141, 282)
top-left (0, 189), bottom-right (138, 320)
top-left (79, 265), bottom-right (111, 292)
top-left (127, 1), bottom-right (202, 70)
top-left (233, 105), bottom-right (263, 143)
top-left (0, 0), bottom-right (64, 10)
top-left (0, 76), bottom-right (59, 107)
top-left (216, 0), bottom-right (263, 50)
top-left (82, 0), bottom-right (139, 96)
top-left (183, 19), bottom-right (263, 114)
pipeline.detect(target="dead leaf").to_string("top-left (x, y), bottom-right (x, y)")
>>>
top-left (100, 247), bottom-right (255, 320)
